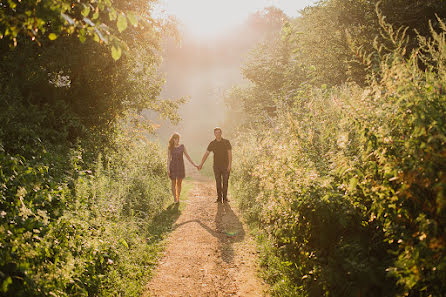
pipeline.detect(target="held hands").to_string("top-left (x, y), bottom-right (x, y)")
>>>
top-left (192, 161), bottom-right (202, 171)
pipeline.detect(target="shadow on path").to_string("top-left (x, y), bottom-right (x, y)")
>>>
top-left (174, 202), bottom-right (245, 263)
top-left (216, 202), bottom-right (246, 263)
top-left (146, 203), bottom-right (182, 244)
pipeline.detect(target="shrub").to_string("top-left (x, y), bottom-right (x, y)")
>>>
top-left (230, 18), bottom-right (446, 297)
top-left (0, 126), bottom-right (172, 296)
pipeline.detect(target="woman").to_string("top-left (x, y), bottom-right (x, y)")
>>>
top-left (167, 133), bottom-right (198, 203)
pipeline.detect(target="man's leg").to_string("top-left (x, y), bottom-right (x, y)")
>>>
top-left (214, 167), bottom-right (223, 202)
top-left (222, 169), bottom-right (230, 202)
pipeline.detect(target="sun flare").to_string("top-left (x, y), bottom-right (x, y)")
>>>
top-left (156, 0), bottom-right (316, 38)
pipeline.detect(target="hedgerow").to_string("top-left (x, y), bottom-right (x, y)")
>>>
top-left (230, 16), bottom-right (446, 297)
top-left (0, 125), bottom-right (171, 296)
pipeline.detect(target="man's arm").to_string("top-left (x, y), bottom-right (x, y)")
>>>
top-left (227, 149), bottom-right (232, 172)
top-left (198, 151), bottom-right (210, 170)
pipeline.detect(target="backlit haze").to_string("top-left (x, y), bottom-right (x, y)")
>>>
top-left (156, 0), bottom-right (316, 38)
top-left (151, 0), bottom-right (317, 159)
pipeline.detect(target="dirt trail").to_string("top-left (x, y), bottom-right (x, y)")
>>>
top-left (143, 174), bottom-right (269, 297)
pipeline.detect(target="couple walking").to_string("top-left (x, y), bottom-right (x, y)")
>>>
top-left (167, 127), bottom-right (232, 204)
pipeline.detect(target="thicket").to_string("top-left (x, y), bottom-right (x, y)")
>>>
top-left (228, 2), bottom-right (446, 296)
top-left (1, 127), bottom-right (171, 296)
top-left (0, 1), bottom-right (182, 295)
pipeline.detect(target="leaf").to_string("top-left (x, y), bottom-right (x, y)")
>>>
top-left (349, 177), bottom-right (358, 191)
top-left (81, 4), bottom-right (90, 17)
top-left (2, 277), bottom-right (12, 293)
top-left (119, 238), bottom-right (129, 249)
top-left (111, 45), bottom-right (121, 60)
top-left (117, 14), bottom-right (127, 33)
top-left (127, 12), bottom-right (138, 27)
top-left (108, 8), bottom-right (117, 21)
top-left (78, 29), bottom-right (86, 43)
top-left (48, 33), bottom-right (57, 40)
top-left (7, 0), bottom-right (16, 9)
top-left (92, 10), bottom-right (99, 20)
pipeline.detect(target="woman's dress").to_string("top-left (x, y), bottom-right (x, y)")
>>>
top-left (169, 144), bottom-right (185, 179)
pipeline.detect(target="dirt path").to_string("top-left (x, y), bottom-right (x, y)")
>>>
top-left (143, 176), bottom-right (269, 297)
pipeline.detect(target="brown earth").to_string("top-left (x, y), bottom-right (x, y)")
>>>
top-left (143, 173), bottom-right (269, 297)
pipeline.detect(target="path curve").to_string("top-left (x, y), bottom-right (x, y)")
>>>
top-left (143, 177), bottom-right (268, 297)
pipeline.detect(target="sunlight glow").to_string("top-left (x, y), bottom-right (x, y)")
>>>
top-left (155, 0), bottom-right (317, 38)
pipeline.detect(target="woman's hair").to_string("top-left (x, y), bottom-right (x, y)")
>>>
top-left (168, 133), bottom-right (180, 151)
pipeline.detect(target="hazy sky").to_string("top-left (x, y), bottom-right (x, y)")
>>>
top-left (155, 0), bottom-right (318, 38)
top-left (154, 0), bottom-right (319, 146)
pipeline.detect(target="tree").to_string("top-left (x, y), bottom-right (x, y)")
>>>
top-left (225, 0), bottom-right (446, 129)
top-left (0, 0), bottom-right (172, 59)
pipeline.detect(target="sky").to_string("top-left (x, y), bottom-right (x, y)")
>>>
top-left (155, 0), bottom-right (318, 38)
top-left (153, 0), bottom-right (319, 148)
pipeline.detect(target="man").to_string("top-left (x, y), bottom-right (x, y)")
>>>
top-left (198, 127), bottom-right (232, 203)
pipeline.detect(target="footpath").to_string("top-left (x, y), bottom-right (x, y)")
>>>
top-left (143, 175), bottom-right (269, 297)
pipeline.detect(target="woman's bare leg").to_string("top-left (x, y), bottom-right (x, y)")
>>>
top-left (171, 179), bottom-right (177, 202)
top-left (176, 178), bottom-right (183, 202)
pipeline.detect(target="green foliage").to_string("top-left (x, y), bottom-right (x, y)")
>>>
top-left (0, 0), bottom-right (183, 294)
top-left (0, 125), bottom-right (173, 296)
top-left (225, 0), bottom-right (446, 128)
top-left (0, 152), bottom-right (70, 296)
top-left (229, 7), bottom-right (446, 297)
top-left (231, 100), bottom-right (396, 296)
top-left (0, 0), bottom-right (169, 59)
top-left (0, 32), bottom-right (183, 155)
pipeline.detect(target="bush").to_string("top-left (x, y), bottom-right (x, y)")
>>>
top-left (230, 18), bottom-right (446, 297)
top-left (0, 125), bottom-right (172, 296)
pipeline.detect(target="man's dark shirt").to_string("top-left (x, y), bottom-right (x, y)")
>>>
top-left (207, 138), bottom-right (232, 169)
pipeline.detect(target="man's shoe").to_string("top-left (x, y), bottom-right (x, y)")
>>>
top-left (215, 198), bottom-right (222, 203)
top-left (223, 198), bottom-right (229, 203)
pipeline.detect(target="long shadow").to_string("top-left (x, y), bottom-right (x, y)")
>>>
top-left (216, 202), bottom-right (245, 263)
top-left (174, 219), bottom-right (220, 238)
top-left (145, 203), bottom-right (182, 244)
top-left (174, 202), bottom-right (245, 263)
